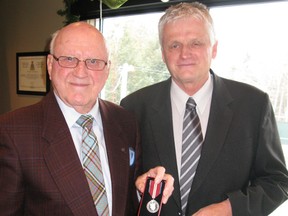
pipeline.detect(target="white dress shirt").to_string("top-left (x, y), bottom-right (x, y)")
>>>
top-left (54, 93), bottom-right (112, 215)
top-left (170, 74), bottom-right (213, 177)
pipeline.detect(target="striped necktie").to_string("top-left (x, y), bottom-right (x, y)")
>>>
top-left (77, 114), bottom-right (109, 216)
top-left (180, 98), bottom-right (203, 215)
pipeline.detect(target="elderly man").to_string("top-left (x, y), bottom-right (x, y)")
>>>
top-left (0, 22), bottom-right (173, 216)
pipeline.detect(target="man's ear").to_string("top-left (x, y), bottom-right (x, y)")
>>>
top-left (161, 50), bottom-right (166, 64)
top-left (212, 40), bottom-right (218, 59)
top-left (47, 54), bottom-right (53, 80)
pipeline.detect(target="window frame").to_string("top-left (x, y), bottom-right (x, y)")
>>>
top-left (77, 0), bottom-right (287, 20)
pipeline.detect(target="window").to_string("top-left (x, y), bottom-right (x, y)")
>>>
top-left (210, 3), bottom-right (288, 214)
top-left (210, 1), bottom-right (288, 148)
top-left (88, 2), bottom-right (288, 214)
top-left (89, 1), bottom-right (288, 145)
top-left (88, 12), bottom-right (169, 102)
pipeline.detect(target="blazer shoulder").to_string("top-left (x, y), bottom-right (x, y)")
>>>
top-left (0, 101), bottom-right (43, 126)
top-left (99, 99), bottom-right (137, 121)
top-left (213, 74), bottom-right (271, 117)
top-left (215, 74), bottom-right (267, 99)
top-left (0, 92), bottom-right (58, 127)
top-left (121, 78), bottom-right (171, 107)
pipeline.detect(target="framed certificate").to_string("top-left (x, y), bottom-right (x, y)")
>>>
top-left (16, 52), bottom-right (50, 95)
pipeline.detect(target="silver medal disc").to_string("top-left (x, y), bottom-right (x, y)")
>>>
top-left (146, 199), bottom-right (159, 213)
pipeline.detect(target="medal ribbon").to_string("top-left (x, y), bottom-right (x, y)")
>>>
top-left (148, 179), bottom-right (162, 198)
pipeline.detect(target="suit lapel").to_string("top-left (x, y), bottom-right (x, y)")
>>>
top-left (190, 72), bottom-right (234, 194)
top-left (149, 74), bottom-right (234, 208)
top-left (41, 93), bottom-right (97, 216)
top-left (149, 79), bottom-right (182, 209)
top-left (99, 100), bottom-right (131, 215)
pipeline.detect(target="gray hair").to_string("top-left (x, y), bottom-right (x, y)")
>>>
top-left (49, 30), bottom-right (60, 55)
top-left (158, 2), bottom-right (216, 47)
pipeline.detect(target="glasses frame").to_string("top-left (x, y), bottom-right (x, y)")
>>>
top-left (52, 54), bottom-right (108, 71)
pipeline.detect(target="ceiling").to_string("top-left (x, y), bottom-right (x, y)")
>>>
top-left (72, 0), bottom-right (284, 20)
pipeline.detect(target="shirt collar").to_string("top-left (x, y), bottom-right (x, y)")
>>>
top-left (54, 92), bottom-right (101, 129)
top-left (170, 73), bottom-right (213, 115)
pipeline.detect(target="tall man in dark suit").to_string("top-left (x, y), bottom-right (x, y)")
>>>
top-left (121, 2), bottom-right (288, 216)
top-left (0, 22), bottom-right (174, 215)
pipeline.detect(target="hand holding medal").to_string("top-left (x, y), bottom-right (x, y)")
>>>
top-left (138, 177), bottom-right (165, 215)
top-left (136, 166), bottom-right (174, 215)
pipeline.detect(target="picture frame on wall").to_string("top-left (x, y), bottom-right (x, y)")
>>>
top-left (16, 51), bottom-right (50, 95)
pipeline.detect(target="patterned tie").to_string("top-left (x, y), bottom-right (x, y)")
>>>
top-left (180, 98), bottom-right (203, 215)
top-left (76, 115), bottom-right (109, 216)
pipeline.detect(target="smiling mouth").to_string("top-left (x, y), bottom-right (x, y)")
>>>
top-left (178, 63), bottom-right (196, 67)
top-left (71, 82), bottom-right (89, 87)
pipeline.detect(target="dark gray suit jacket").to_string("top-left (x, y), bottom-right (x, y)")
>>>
top-left (0, 92), bottom-right (142, 216)
top-left (121, 70), bottom-right (288, 216)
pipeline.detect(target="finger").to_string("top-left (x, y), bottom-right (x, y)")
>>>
top-left (135, 172), bottom-right (149, 193)
top-left (161, 174), bottom-right (174, 204)
top-left (150, 166), bottom-right (166, 184)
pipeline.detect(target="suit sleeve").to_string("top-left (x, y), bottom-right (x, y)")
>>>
top-left (0, 124), bottom-right (24, 215)
top-left (227, 94), bottom-right (288, 216)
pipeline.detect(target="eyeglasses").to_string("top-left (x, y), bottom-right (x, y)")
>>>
top-left (52, 55), bottom-right (108, 71)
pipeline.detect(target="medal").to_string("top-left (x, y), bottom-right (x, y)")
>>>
top-left (147, 199), bottom-right (159, 213)
top-left (145, 178), bottom-right (163, 213)
top-left (137, 177), bottom-right (165, 216)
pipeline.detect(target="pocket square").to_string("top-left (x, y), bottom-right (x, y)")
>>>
top-left (129, 147), bottom-right (135, 166)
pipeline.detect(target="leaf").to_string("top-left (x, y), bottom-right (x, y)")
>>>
top-left (101, 0), bottom-right (128, 9)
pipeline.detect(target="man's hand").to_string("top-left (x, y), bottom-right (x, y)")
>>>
top-left (192, 199), bottom-right (232, 216)
top-left (135, 166), bottom-right (174, 204)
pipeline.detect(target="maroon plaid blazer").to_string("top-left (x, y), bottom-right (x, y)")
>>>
top-left (0, 92), bottom-right (141, 216)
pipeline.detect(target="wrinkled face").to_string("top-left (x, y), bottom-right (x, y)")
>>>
top-left (47, 23), bottom-right (110, 113)
top-left (161, 17), bottom-right (217, 92)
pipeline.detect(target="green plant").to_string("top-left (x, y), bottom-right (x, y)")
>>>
top-left (57, 0), bottom-right (80, 26)
top-left (57, 0), bottom-right (129, 25)
top-left (102, 0), bottom-right (128, 9)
